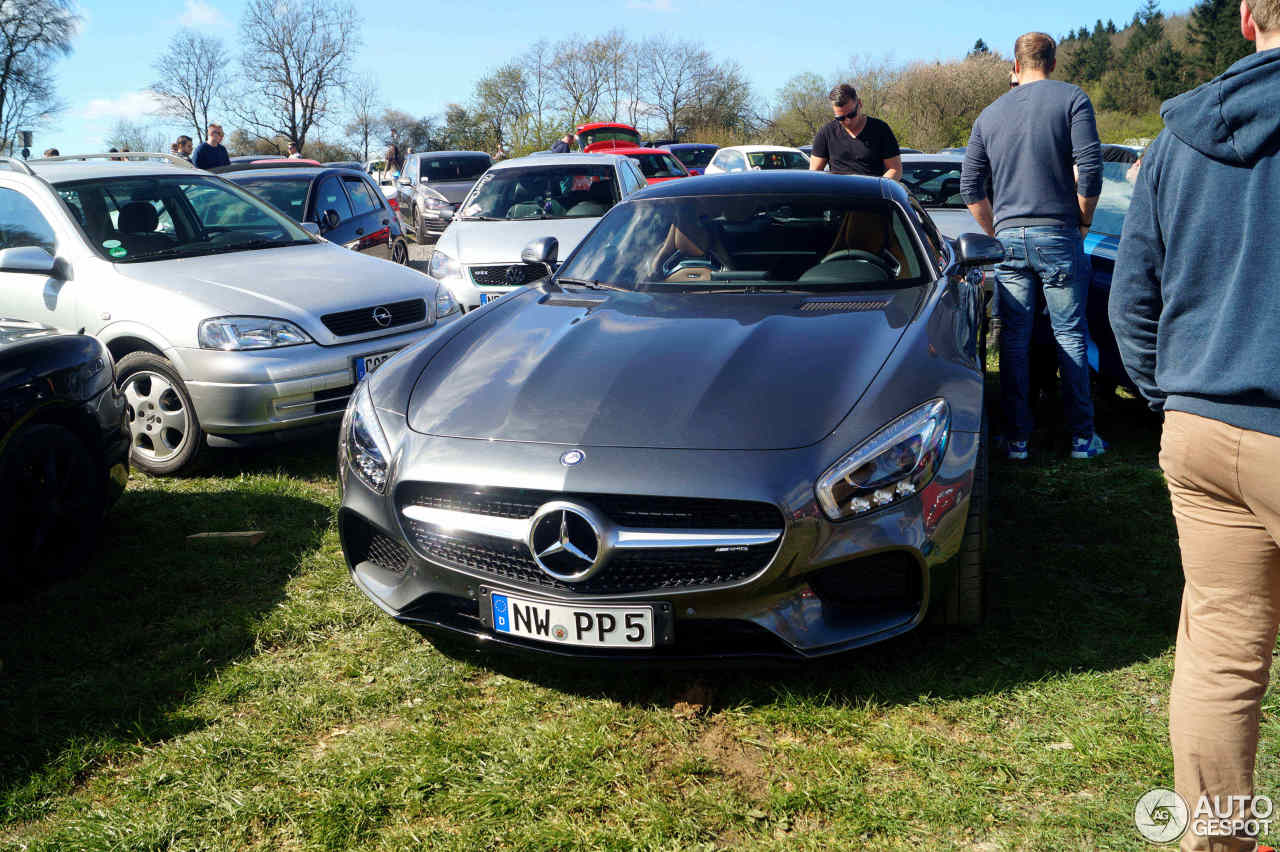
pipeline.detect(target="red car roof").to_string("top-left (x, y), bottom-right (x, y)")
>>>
top-left (574, 122), bottom-right (639, 134)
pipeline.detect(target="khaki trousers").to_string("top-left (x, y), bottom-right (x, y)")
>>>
top-left (1161, 411), bottom-right (1280, 852)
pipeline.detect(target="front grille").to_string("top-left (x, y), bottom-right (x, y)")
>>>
top-left (321, 299), bottom-right (426, 336)
top-left (396, 483), bottom-right (784, 595)
top-left (469, 264), bottom-right (541, 288)
top-left (368, 533), bottom-right (411, 576)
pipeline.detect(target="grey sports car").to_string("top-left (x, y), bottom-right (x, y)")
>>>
top-left (338, 171), bottom-right (1003, 660)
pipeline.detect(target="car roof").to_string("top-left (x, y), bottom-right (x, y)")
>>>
top-left (901, 152), bottom-right (966, 163)
top-left (407, 150), bottom-right (491, 159)
top-left (575, 122), bottom-right (638, 133)
top-left (663, 142), bottom-right (717, 149)
top-left (27, 159), bottom-right (196, 182)
top-left (631, 170), bottom-right (902, 201)
top-left (489, 153), bottom-right (627, 170)
top-left (718, 145), bottom-right (808, 155)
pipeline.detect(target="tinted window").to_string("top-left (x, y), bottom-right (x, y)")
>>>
top-left (629, 153), bottom-right (687, 179)
top-left (460, 164), bottom-right (618, 220)
top-left (671, 147), bottom-right (716, 168)
top-left (0, 188), bottom-right (55, 254)
top-left (558, 194), bottom-right (926, 290)
top-left (747, 151), bottom-right (809, 170)
top-left (420, 155), bottom-right (490, 181)
top-left (314, 176), bottom-right (353, 222)
top-left (232, 177), bottom-right (310, 218)
top-left (578, 127), bottom-right (641, 148)
top-left (343, 176), bottom-right (379, 215)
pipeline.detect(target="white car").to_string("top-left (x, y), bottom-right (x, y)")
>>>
top-left (0, 153), bottom-right (459, 474)
top-left (703, 145), bottom-right (810, 175)
top-left (427, 153), bottom-right (649, 310)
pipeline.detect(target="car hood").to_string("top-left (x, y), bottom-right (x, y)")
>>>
top-left (111, 242), bottom-right (437, 342)
top-left (423, 179), bottom-right (478, 205)
top-left (443, 218), bottom-right (599, 264)
top-left (406, 287), bottom-right (921, 450)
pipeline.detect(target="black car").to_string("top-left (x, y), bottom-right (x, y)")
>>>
top-left (395, 151), bottom-right (492, 244)
top-left (219, 163), bottom-right (410, 265)
top-left (0, 318), bottom-right (128, 587)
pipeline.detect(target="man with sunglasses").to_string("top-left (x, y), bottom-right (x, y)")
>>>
top-left (808, 84), bottom-right (902, 180)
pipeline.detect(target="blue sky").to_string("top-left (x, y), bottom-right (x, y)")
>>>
top-left (47, 0), bottom-right (1182, 153)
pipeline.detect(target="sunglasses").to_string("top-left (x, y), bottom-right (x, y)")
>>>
top-left (836, 106), bottom-right (859, 122)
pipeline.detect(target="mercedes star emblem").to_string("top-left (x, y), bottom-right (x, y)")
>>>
top-left (527, 501), bottom-right (608, 582)
top-left (560, 449), bottom-right (585, 467)
top-left (372, 305), bottom-right (392, 327)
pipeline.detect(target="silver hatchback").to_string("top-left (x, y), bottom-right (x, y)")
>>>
top-left (0, 154), bottom-right (459, 474)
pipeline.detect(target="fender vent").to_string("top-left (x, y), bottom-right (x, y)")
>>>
top-left (799, 297), bottom-right (890, 313)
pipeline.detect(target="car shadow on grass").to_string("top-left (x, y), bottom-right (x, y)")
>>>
top-left (0, 485), bottom-right (330, 821)
top-left (432, 391), bottom-right (1181, 713)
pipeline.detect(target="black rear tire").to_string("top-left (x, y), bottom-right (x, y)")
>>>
top-left (945, 414), bottom-right (989, 625)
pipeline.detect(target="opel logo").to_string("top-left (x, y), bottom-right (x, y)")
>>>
top-left (372, 306), bottom-right (392, 327)
top-left (527, 501), bottom-right (609, 582)
top-left (560, 449), bottom-right (585, 467)
top-left (504, 265), bottom-right (525, 286)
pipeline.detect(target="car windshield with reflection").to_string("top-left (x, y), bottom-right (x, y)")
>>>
top-left (458, 164), bottom-right (619, 220)
top-left (54, 174), bottom-right (312, 262)
top-left (419, 154), bottom-right (491, 182)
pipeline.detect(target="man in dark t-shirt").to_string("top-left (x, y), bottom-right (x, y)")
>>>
top-left (809, 84), bottom-right (902, 178)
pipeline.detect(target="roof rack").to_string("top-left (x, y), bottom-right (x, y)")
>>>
top-left (35, 152), bottom-right (198, 170)
top-left (0, 157), bottom-right (37, 176)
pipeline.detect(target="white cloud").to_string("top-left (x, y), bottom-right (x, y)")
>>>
top-left (178, 0), bottom-right (226, 28)
top-left (627, 0), bottom-right (675, 10)
top-left (83, 91), bottom-right (163, 120)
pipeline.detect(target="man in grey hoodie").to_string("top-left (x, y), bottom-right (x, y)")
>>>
top-left (1111, 3), bottom-right (1280, 850)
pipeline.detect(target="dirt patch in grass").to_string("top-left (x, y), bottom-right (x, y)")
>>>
top-left (694, 715), bottom-right (772, 799)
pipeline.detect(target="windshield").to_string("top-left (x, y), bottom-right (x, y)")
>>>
top-left (556, 194), bottom-right (928, 291)
top-left (671, 147), bottom-right (716, 168)
top-left (629, 153), bottom-right (687, 179)
top-left (459, 164), bottom-right (618, 220)
top-left (579, 127), bottom-right (641, 148)
top-left (420, 155), bottom-right (491, 182)
top-left (747, 151), bottom-right (809, 170)
top-left (1091, 160), bottom-right (1137, 237)
top-left (229, 176), bottom-right (311, 219)
top-left (55, 174), bottom-right (312, 263)
top-left (900, 162), bottom-right (967, 209)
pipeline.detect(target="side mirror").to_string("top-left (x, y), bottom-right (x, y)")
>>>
top-left (0, 245), bottom-right (57, 275)
top-left (418, 175), bottom-right (429, 185)
top-left (398, 176), bottom-right (411, 186)
top-left (321, 209), bottom-right (341, 231)
top-left (300, 221), bottom-right (321, 237)
top-left (521, 236), bottom-right (558, 268)
top-left (955, 233), bottom-right (1005, 267)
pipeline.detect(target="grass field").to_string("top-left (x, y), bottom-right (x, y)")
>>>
top-left (2, 384), bottom-right (1277, 850)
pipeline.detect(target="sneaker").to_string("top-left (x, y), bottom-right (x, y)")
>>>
top-left (1007, 439), bottom-right (1029, 461)
top-left (1070, 433), bottom-right (1108, 459)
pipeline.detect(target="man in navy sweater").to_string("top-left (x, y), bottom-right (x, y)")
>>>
top-left (1111, 3), bottom-right (1280, 849)
top-left (192, 124), bottom-right (230, 170)
top-left (961, 32), bottom-right (1105, 461)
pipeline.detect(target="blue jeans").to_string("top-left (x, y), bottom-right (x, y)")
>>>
top-left (994, 225), bottom-right (1093, 441)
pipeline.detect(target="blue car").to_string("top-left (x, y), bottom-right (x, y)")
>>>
top-left (659, 143), bottom-right (718, 176)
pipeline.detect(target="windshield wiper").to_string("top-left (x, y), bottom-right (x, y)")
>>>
top-left (458, 215), bottom-right (502, 221)
top-left (202, 238), bottom-right (311, 254)
top-left (557, 277), bottom-right (626, 292)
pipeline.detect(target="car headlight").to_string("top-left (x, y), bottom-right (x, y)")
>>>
top-left (435, 286), bottom-right (459, 318)
top-left (815, 399), bottom-right (950, 521)
top-left (198, 316), bottom-right (312, 350)
top-left (422, 191), bottom-right (452, 210)
top-left (341, 381), bottom-right (391, 494)
top-left (429, 249), bottom-right (460, 279)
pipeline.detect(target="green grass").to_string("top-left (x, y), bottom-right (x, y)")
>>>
top-left (2, 389), bottom-right (1277, 850)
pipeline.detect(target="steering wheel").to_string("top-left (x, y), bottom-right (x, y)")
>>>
top-left (819, 249), bottom-right (897, 275)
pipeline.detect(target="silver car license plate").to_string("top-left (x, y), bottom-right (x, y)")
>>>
top-left (487, 591), bottom-right (656, 648)
top-left (354, 348), bottom-right (398, 381)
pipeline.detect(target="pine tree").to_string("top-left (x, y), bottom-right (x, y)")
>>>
top-left (969, 38), bottom-right (990, 56)
top-left (1124, 0), bottom-right (1165, 60)
top-left (1187, 0), bottom-right (1252, 78)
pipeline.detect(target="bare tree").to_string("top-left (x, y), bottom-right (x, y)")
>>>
top-left (150, 30), bottom-right (227, 141)
top-left (0, 0), bottom-right (77, 153)
top-left (105, 118), bottom-right (167, 153)
top-left (641, 35), bottom-right (714, 141)
top-left (229, 0), bottom-right (361, 154)
top-left (473, 63), bottom-right (528, 154)
top-left (343, 74), bottom-right (382, 161)
top-left (769, 72), bottom-right (831, 145)
top-left (519, 40), bottom-right (556, 146)
top-left (549, 35), bottom-right (607, 125)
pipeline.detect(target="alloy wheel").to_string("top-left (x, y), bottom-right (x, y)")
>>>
top-left (123, 370), bottom-right (190, 462)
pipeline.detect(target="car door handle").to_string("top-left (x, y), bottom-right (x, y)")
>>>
top-left (355, 228), bottom-right (364, 235)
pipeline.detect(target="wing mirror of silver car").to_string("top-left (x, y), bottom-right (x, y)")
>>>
top-left (300, 222), bottom-right (321, 237)
top-left (955, 233), bottom-right (1005, 267)
top-left (321, 209), bottom-right (341, 231)
top-left (0, 245), bottom-right (57, 275)
top-left (521, 237), bottom-right (559, 274)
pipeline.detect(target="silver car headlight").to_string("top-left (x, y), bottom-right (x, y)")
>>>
top-left (435, 286), bottom-right (459, 318)
top-left (429, 249), bottom-right (461, 279)
top-left (341, 381), bottom-right (391, 494)
top-left (422, 190), bottom-right (452, 210)
top-left (815, 399), bottom-right (951, 521)
top-left (198, 316), bottom-right (312, 350)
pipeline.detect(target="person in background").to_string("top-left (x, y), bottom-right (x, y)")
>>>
top-left (1110, 2), bottom-right (1280, 850)
top-left (41, 148), bottom-right (58, 157)
top-left (960, 31), bottom-right (1105, 461)
top-left (384, 132), bottom-right (403, 178)
top-left (808, 84), bottom-right (902, 179)
top-left (192, 124), bottom-right (230, 170)
top-left (287, 141), bottom-right (301, 159)
top-left (550, 132), bottom-right (574, 154)
top-left (176, 135), bottom-right (193, 161)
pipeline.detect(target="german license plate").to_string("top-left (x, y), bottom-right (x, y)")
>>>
top-left (354, 348), bottom-right (398, 381)
top-left (480, 292), bottom-right (503, 305)
top-left (487, 591), bottom-right (656, 648)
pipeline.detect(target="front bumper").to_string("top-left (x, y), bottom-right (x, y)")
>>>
top-left (339, 428), bottom-right (980, 661)
top-left (178, 323), bottom-right (452, 437)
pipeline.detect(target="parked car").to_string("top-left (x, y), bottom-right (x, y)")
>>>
top-left (427, 153), bottom-right (649, 311)
top-left (573, 122), bottom-right (642, 152)
top-left (659, 143), bottom-right (718, 176)
top-left (610, 146), bottom-right (691, 184)
top-left (340, 170), bottom-right (999, 660)
top-left (395, 151), bottom-right (492, 244)
top-left (323, 161), bottom-right (366, 171)
top-left (220, 162), bottom-right (411, 265)
top-left (0, 153), bottom-right (459, 475)
top-left (899, 153), bottom-right (981, 241)
top-left (703, 145), bottom-right (810, 174)
top-left (0, 318), bottom-right (128, 587)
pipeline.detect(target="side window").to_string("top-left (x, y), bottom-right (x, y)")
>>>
top-left (0, 188), bottom-right (56, 254)
top-left (343, 176), bottom-right (379, 215)
top-left (908, 198), bottom-right (944, 268)
top-left (725, 151), bottom-right (746, 172)
top-left (624, 162), bottom-right (643, 194)
top-left (314, 176), bottom-right (354, 222)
